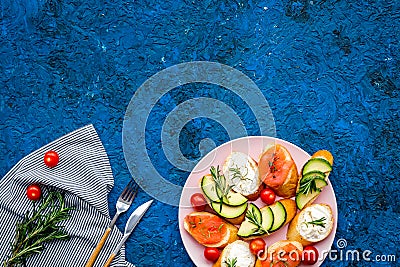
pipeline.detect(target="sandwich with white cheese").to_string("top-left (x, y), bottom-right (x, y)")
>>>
top-left (286, 203), bottom-right (334, 246)
top-left (223, 152), bottom-right (263, 201)
top-left (214, 240), bottom-right (256, 267)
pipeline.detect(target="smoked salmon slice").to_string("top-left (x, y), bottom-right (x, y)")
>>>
top-left (258, 144), bottom-right (299, 198)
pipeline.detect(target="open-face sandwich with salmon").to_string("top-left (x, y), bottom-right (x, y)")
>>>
top-left (183, 211), bottom-right (239, 248)
top-left (255, 240), bottom-right (303, 267)
top-left (258, 144), bottom-right (299, 198)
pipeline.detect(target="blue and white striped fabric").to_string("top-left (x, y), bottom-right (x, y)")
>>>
top-left (0, 125), bottom-right (134, 267)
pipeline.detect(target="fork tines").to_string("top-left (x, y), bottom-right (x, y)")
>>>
top-left (120, 179), bottom-right (139, 203)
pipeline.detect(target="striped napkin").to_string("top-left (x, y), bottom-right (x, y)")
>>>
top-left (0, 125), bottom-right (134, 267)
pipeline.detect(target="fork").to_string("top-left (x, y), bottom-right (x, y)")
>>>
top-left (85, 179), bottom-right (139, 267)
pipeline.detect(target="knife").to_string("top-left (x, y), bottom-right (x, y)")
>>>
top-left (103, 200), bottom-right (153, 267)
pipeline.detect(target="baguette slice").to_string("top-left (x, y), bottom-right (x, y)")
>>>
top-left (223, 152), bottom-right (263, 201)
top-left (259, 144), bottom-right (299, 198)
top-left (287, 203), bottom-right (334, 246)
top-left (312, 150), bottom-right (334, 169)
top-left (296, 150), bottom-right (334, 209)
top-left (277, 198), bottom-right (298, 227)
top-left (225, 210), bottom-right (247, 225)
top-left (184, 212), bottom-right (238, 248)
top-left (214, 240), bottom-right (256, 267)
top-left (255, 240), bottom-right (303, 267)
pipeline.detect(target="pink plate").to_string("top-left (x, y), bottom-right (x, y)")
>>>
top-left (178, 136), bottom-right (337, 267)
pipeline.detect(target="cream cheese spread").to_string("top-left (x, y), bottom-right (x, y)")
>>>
top-left (223, 152), bottom-right (260, 196)
top-left (221, 240), bottom-right (255, 267)
top-left (297, 205), bottom-right (333, 242)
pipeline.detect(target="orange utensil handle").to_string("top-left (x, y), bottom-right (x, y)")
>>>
top-left (103, 253), bottom-right (116, 267)
top-left (85, 227), bottom-right (112, 267)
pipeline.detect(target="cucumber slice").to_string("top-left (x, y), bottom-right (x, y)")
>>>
top-left (296, 178), bottom-right (328, 209)
top-left (302, 158), bottom-right (332, 176)
top-left (201, 175), bottom-right (247, 206)
top-left (269, 202), bottom-right (286, 232)
top-left (247, 203), bottom-right (262, 222)
top-left (261, 207), bottom-right (274, 231)
top-left (301, 171), bottom-right (326, 182)
top-left (224, 191), bottom-right (248, 206)
top-left (238, 204), bottom-right (263, 238)
top-left (238, 220), bottom-right (259, 238)
top-left (201, 175), bottom-right (220, 202)
top-left (211, 201), bottom-right (247, 219)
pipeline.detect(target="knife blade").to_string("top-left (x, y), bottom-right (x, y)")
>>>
top-left (103, 200), bottom-right (153, 267)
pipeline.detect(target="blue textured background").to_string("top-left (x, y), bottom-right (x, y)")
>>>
top-left (1, 0), bottom-right (399, 266)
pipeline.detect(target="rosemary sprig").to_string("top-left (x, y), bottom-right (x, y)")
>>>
top-left (3, 191), bottom-right (73, 267)
top-left (305, 217), bottom-right (326, 228)
top-left (298, 175), bottom-right (321, 195)
top-left (246, 205), bottom-right (267, 236)
top-left (224, 257), bottom-right (237, 267)
top-left (210, 166), bottom-right (233, 210)
top-left (229, 165), bottom-right (250, 182)
top-left (268, 153), bottom-right (279, 174)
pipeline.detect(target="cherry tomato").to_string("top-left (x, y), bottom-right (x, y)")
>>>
top-left (204, 247), bottom-right (220, 262)
top-left (44, 150), bottom-right (59, 168)
top-left (302, 245), bottom-right (319, 265)
top-left (26, 184), bottom-right (42, 201)
top-left (260, 188), bottom-right (276, 205)
top-left (190, 193), bottom-right (207, 211)
top-left (249, 238), bottom-right (266, 256)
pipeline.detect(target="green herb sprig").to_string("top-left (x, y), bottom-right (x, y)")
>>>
top-left (229, 165), bottom-right (250, 182)
top-left (305, 217), bottom-right (326, 228)
top-left (210, 166), bottom-right (233, 211)
top-left (3, 191), bottom-right (73, 267)
top-left (246, 206), bottom-right (268, 236)
top-left (298, 175), bottom-right (321, 195)
top-left (224, 257), bottom-right (237, 267)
